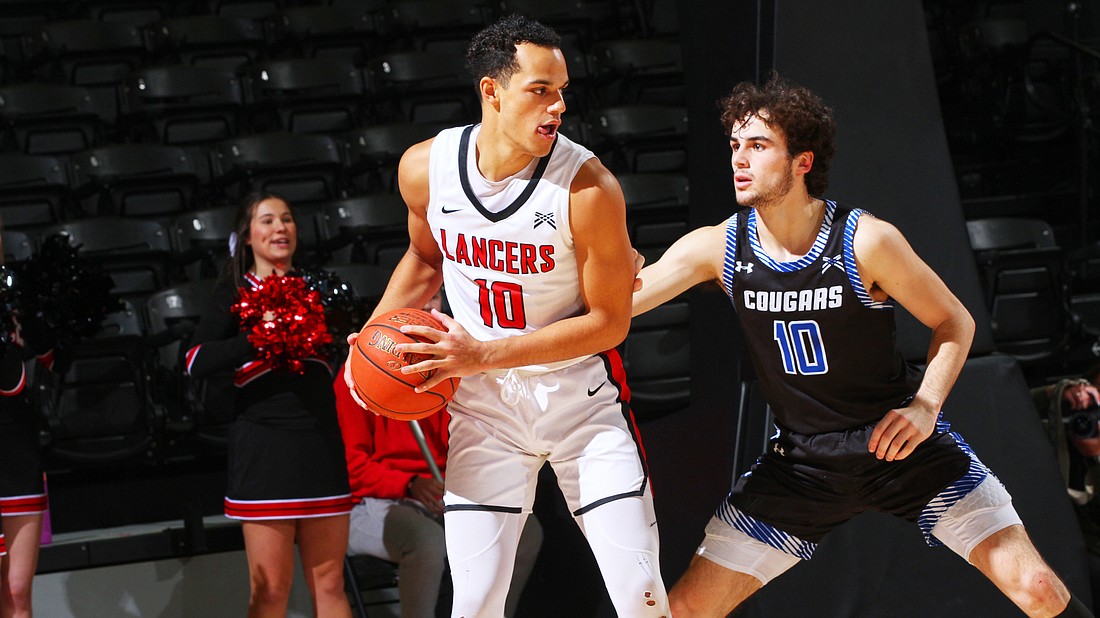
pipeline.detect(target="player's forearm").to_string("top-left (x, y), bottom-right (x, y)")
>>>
top-left (914, 311), bottom-right (975, 411)
top-left (481, 310), bottom-right (630, 370)
top-left (632, 262), bottom-right (700, 317)
top-left (368, 252), bottom-right (443, 323)
top-left (631, 226), bottom-right (721, 317)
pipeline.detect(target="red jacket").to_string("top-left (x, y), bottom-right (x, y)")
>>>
top-left (334, 366), bottom-right (449, 500)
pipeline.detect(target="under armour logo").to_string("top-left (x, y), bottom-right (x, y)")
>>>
top-left (533, 211), bottom-right (556, 229)
top-left (734, 261), bottom-right (753, 274)
top-left (822, 255), bottom-right (845, 274)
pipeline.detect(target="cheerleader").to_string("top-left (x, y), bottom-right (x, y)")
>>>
top-left (0, 228), bottom-right (49, 618)
top-left (186, 193), bottom-right (353, 617)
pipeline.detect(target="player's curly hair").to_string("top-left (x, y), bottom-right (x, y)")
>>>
top-left (720, 75), bottom-right (837, 197)
top-left (465, 14), bottom-right (561, 88)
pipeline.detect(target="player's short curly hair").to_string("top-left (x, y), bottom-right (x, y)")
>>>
top-left (465, 14), bottom-right (561, 88)
top-left (720, 75), bottom-right (837, 197)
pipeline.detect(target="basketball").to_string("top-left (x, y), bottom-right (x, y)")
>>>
top-left (349, 308), bottom-right (459, 420)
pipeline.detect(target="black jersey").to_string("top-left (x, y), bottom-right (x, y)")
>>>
top-left (722, 201), bottom-right (919, 434)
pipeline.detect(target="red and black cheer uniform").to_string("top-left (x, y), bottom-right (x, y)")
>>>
top-left (0, 334), bottom-right (50, 558)
top-left (186, 272), bottom-right (353, 520)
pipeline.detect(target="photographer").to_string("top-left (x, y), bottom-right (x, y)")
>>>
top-left (1032, 365), bottom-right (1100, 542)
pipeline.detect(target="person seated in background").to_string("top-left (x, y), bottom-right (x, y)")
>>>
top-left (334, 295), bottom-right (543, 618)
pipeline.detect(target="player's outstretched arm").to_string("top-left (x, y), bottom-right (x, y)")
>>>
top-left (632, 223), bottom-right (727, 317)
top-left (857, 215), bottom-right (976, 461)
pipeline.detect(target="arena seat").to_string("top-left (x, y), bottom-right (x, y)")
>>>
top-left (118, 65), bottom-right (244, 145)
top-left (0, 152), bottom-right (72, 227)
top-left (208, 131), bottom-right (346, 205)
top-left (318, 193), bottom-right (408, 266)
top-left (69, 143), bottom-right (203, 218)
top-left (241, 58), bottom-right (367, 134)
top-left (966, 217), bottom-right (1074, 373)
top-left (144, 15), bottom-right (265, 72)
top-left (0, 83), bottom-right (107, 155)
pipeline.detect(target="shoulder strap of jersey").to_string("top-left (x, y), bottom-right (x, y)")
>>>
top-left (840, 207), bottom-right (892, 309)
top-left (720, 210), bottom-right (742, 298)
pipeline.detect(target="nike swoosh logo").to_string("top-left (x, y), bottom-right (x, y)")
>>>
top-left (587, 382), bottom-right (605, 397)
top-left (441, 206), bottom-right (461, 214)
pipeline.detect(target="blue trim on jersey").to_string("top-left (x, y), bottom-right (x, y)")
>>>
top-left (715, 500), bottom-right (817, 560)
top-left (917, 418), bottom-right (991, 547)
top-left (721, 214), bottom-right (739, 298)
top-left (747, 200), bottom-right (836, 272)
top-left (842, 209), bottom-right (892, 310)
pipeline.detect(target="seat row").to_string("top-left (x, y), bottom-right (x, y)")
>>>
top-left (3, 160), bottom-right (688, 263)
top-left (0, 131), bottom-right (430, 225)
top-left (2, 193), bottom-right (410, 299)
top-left (0, 0), bottom-right (657, 47)
top-left (0, 99), bottom-right (690, 232)
top-left (0, 30), bottom-right (685, 143)
top-left (1, 0), bottom-right (674, 88)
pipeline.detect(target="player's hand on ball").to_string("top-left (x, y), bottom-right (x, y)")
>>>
top-left (343, 333), bottom-right (378, 414)
top-left (396, 308), bottom-right (488, 392)
top-left (868, 397), bottom-right (937, 462)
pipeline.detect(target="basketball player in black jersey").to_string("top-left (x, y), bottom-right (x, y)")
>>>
top-left (632, 76), bottom-right (1093, 618)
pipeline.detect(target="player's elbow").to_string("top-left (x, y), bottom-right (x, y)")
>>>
top-left (954, 306), bottom-right (976, 342)
top-left (938, 306), bottom-right (975, 351)
top-left (595, 312), bottom-right (632, 349)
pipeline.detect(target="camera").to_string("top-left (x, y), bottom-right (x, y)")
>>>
top-left (1069, 405), bottom-right (1100, 457)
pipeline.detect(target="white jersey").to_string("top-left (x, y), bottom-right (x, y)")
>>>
top-left (426, 124), bottom-right (595, 373)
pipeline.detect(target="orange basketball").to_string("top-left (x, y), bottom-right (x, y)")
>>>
top-left (349, 308), bottom-right (459, 420)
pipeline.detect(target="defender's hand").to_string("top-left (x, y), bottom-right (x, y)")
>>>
top-left (868, 399), bottom-right (937, 461)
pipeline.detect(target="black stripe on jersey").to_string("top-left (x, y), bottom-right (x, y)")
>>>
top-left (573, 485), bottom-right (648, 517)
top-left (457, 124), bottom-right (558, 223)
top-left (443, 503), bottom-right (523, 514)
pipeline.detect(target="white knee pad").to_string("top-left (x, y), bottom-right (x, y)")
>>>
top-left (930, 476), bottom-right (1022, 562)
top-left (696, 515), bottom-right (802, 585)
top-left (444, 506), bottom-right (523, 618)
top-left (576, 495), bottom-right (670, 617)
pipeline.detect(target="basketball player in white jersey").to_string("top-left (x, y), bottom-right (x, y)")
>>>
top-left (343, 14), bottom-right (670, 618)
top-left (632, 76), bottom-right (1091, 617)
